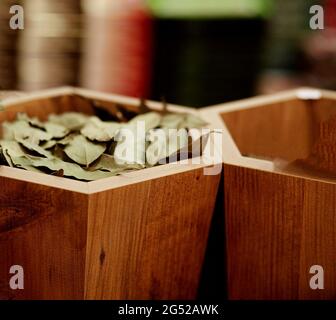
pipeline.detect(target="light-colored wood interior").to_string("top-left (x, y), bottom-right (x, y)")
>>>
top-left (220, 97), bottom-right (336, 162)
top-left (199, 88), bottom-right (336, 184)
top-left (212, 91), bottom-right (336, 182)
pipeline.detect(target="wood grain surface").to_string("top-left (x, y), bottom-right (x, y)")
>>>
top-left (221, 98), bottom-right (336, 162)
top-left (0, 176), bottom-right (88, 300)
top-left (224, 164), bottom-right (336, 300)
top-left (0, 169), bottom-right (220, 300)
top-left (85, 168), bottom-right (220, 300)
top-left (284, 114), bottom-right (336, 179)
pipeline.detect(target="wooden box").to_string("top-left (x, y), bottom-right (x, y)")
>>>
top-left (0, 87), bottom-right (221, 300)
top-left (201, 88), bottom-right (336, 300)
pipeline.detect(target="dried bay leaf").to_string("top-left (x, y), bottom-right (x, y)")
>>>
top-left (10, 154), bottom-right (40, 168)
top-left (44, 123), bottom-right (69, 139)
top-left (146, 129), bottom-right (189, 166)
top-left (146, 129), bottom-right (167, 166)
top-left (40, 140), bottom-right (57, 149)
top-left (3, 149), bottom-right (14, 167)
top-left (48, 112), bottom-right (89, 131)
top-left (0, 147), bottom-right (8, 165)
top-left (160, 113), bottom-right (207, 130)
top-left (16, 138), bottom-right (53, 158)
top-left (0, 140), bottom-right (26, 166)
top-left (169, 132), bottom-right (210, 162)
top-left (0, 140), bottom-right (46, 170)
top-left (90, 153), bottom-right (144, 173)
top-left (57, 133), bottom-right (77, 146)
top-left (160, 114), bottom-right (184, 129)
top-left (10, 156), bottom-right (47, 175)
top-left (161, 113), bottom-right (207, 130)
top-left (114, 125), bottom-right (146, 166)
top-left (11, 156), bottom-right (115, 181)
top-left (34, 159), bottom-right (117, 181)
top-left (1, 121), bottom-right (24, 140)
top-left (0, 140), bottom-right (26, 158)
top-left (0, 103), bottom-right (208, 181)
top-left (128, 112), bottom-right (161, 132)
top-left (18, 164), bottom-right (45, 173)
top-left (53, 144), bottom-right (70, 161)
top-left (106, 140), bottom-right (117, 155)
top-left (81, 117), bottom-right (121, 142)
top-left (115, 112), bottom-right (158, 166)
top-left (64, 135), bottom-right (106, 166)
top-left (17, 113), bottom-right (44, 128)
top-left (17, 113), bottom-right (69, 139)
top-left (183, 114), bottom-right (207, 129)
top-left (3, 120), bottom-right (53, 143)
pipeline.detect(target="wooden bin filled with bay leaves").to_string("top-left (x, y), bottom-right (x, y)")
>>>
top-left (201, 88), bottom-right (336, 300)
top-left (0, 87), bottom-right (221, 300)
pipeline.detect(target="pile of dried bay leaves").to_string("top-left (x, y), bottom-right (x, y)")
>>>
top-left (0, 103), bottom-right (207, 181)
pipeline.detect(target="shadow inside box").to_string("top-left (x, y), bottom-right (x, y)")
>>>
top-left (198, 175), bottom-right (227, 300)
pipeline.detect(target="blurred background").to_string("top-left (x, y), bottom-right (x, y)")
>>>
top-left (0, 0), bottom-right (335, 107)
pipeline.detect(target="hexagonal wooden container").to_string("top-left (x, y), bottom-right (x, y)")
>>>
top-left (0, 87), bottom-right (221, 300)
top-left (201, 88), bottom-right (336, 300)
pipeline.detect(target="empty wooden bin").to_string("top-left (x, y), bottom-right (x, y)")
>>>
top-left (201, 88), bottom-right (336, 300)
top-left (0, 87), bottom-right (221, 300)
